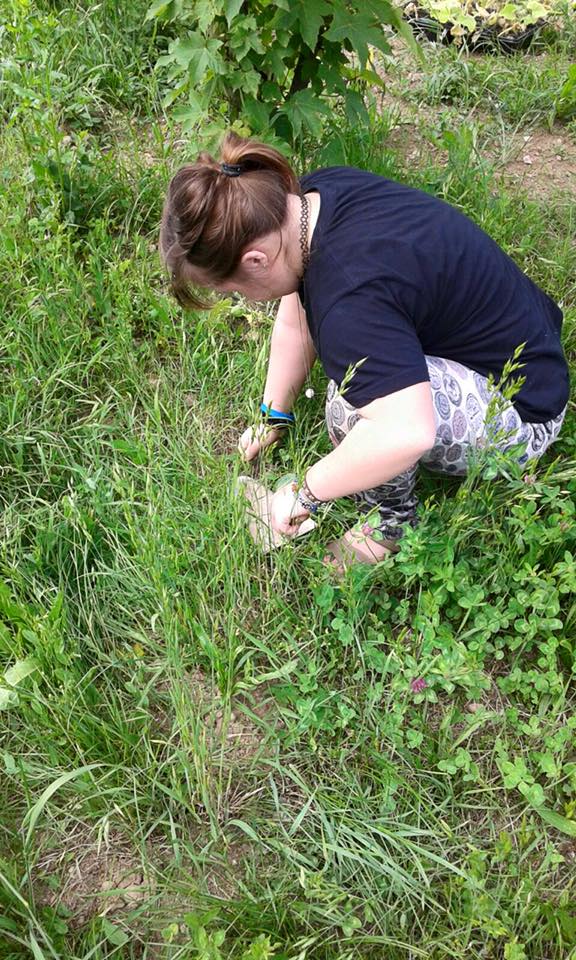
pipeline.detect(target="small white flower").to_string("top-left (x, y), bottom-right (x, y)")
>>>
top-left (305, 387), bottom-right (315, 399)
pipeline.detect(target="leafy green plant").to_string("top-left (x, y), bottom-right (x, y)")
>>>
top-left (404, 0), bottom-right (555, 43)
top-left (146, 0), bottom-right (412, 144)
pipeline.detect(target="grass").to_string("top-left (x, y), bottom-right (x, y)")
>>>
top-left (1, 2), bottom-right (576, 958)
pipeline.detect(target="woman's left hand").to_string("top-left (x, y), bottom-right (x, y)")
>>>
top-left (270, 483), bottom-right (310, 535)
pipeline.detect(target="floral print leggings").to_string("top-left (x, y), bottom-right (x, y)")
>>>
top-left (325, 356), bottom-right (566, 542)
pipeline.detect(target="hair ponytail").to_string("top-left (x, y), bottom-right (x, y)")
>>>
top-left (160, 132), bottom-right (300, 308)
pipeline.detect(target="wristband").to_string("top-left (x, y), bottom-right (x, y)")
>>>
top-left (292, 475), bottom-right (327, 515)
top-left (261, 403), bottom-right (295, 427)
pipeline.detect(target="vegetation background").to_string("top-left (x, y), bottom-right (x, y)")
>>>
top-left (1, 1), bottom-right (575, 957)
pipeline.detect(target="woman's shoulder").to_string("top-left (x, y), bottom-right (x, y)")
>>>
top-left (301, 165), bottom-right (392, 190)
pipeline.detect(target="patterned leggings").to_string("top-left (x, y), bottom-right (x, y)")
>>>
top-left (325, 356), bottom-right (566, 541)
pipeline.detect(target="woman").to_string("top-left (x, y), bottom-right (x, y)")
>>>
top-left (160, 132), bottom-right (569, 568)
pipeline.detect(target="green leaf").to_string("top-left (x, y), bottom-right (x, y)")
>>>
top-left (264, 45), bottom-right (291, 83)
top-left (0, 658), bottom-right (37, 711)
top-left (242, 96), bottom-right (272, 133)
top-left (0, 689), bottom-right (18, 711)
top-left (169, 35), bottom-right (224, 85)
top-left (4, 658), bottom-right (37, 687)
top-left (345, 66), bottom-right (386, 89)
top-left (229, 18), bottom-right (265, 58)
top-left (102, 919), bottom-right (130, 947)
top-left (325, 8), bottom-right (390, 67)
top-left (145, 0), bottom-right (174, 21)
top-left (162, 81), bottom-right (188, 108)
top-left (534, 751), bottom-right (559, 778)
top-left (279, 88), bottom-right (330, 139)
top-left (195, 0), bottom-right (218, 33)
top-left (3, 753), bottom-right (17, 774)
top-left (293, 0), bottom-right (332, 51)
top-left (534, 806), bottom-right (576, 838)
top-left (224, 0), bottom-right (245, 25)
top-left (111, 439), bottom-right (147, 464)
top-left (500, 758), bottom-right (530, 789)
top-left (364, 0), bottom-right (405, 27)
top-left (344, 88), bottom-right (368, 125)
top-left (504, 942), bottom-right (527, 960)
top-left (173, 89), bottom-right (211, 125)
top-left (519, 781), bottom-right (545, 807)
top-left (261, 80), bottom-right (282, 101)
top-left (458, 585), bottom-right (485, 609)
top-left (29, 933), bottom-right (49, 960)
top-left (557, 65), bottom-right (576, 120)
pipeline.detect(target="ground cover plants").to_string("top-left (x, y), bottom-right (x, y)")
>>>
top-left (1, 1), bottom-right (575, 957)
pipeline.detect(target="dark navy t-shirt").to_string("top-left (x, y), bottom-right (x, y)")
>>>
top-left (299, 167), bottom-right (569, 423)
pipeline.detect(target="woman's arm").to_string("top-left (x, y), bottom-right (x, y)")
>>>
top-left (262, 292), bottom-right (316, 412)
top-left (270, 382), bottom-right (436, 533)
top-left (306, 382), bottom-right (436, 500)
top-left (239, 292), bottom-right (316, 460)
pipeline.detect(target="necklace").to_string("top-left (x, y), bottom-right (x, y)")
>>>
top-left (298, 194), bottom-right (314, 397)
top-left (299, 194), bottom-right (310, 277)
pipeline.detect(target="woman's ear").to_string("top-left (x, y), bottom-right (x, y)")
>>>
top-left (240, 249), bottom-right (269, 271)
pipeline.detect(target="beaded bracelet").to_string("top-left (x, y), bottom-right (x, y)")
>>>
top-left (260, 402), bottom-right (295, 428)
top-left (292, 475), bottom-right (327, 514)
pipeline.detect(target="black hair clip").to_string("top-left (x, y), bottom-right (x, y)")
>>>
top-left (221, 162), bottom-right (244, 177)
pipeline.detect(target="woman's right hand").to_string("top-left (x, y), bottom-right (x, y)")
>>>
top-left (238, 424), bottom-right (283, 461)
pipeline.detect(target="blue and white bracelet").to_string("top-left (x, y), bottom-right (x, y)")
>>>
top-left (261, 402), bottom-right (295, 429)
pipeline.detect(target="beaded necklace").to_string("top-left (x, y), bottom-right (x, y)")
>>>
top-left (299, 194), bottom-right (310, 277)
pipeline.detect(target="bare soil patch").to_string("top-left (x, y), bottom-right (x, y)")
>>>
top-left (376, 39), bottom-right (576, 201)
top-left (496, 126), bottom-right (576, 198)
top-left (35, 828), bottom-right (153, 927)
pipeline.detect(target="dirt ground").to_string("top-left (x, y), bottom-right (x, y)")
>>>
top-left (376, 37), bottom-right (576, 201)
top-left (499, 126), bottom-right (576, 196)
top-left (34, 829), bottom-right (153, 927)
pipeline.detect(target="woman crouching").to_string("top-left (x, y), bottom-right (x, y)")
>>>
top-left (159, 132), bottom-right (569, 569)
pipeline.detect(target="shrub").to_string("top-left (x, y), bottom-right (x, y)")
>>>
top-left (146, 0), bottom-right (413, 145)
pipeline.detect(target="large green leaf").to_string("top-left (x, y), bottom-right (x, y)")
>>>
top-left (173, 89), bottom-right (211, 126)
top-left (325, 7), bottom-right (391, 66)
top-left (145, 0), bottom-right (175, 21)
top-left (224, 0), bottom-right (244, 24)
top-left (293, 0), bottom-right (332, 51)
top-left (280, 88), bottom-right (330, 139)
top-left (195, 0), bottom-right (219, 33)
top-left (145, 0), bottom-right (184, 20)
top-left (169, 34), bottom-right (224, 85)
top-left (242, 96), bottom-right (272, 133)
top-left (263, 45), bottom-right (291, 83)
top-left (229, 16), bottom-right (265, 58)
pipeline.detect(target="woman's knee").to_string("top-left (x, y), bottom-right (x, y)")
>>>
top-left (325, 381), bottom-right (361, 447)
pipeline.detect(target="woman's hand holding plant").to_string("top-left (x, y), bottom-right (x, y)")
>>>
top-left (270, 483), bottom-right (311, 535)
top-left (238, 423), bottom-right (284, 461)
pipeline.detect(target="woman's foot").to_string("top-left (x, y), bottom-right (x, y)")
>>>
top-left (323, 526), bottom-right (398, 574)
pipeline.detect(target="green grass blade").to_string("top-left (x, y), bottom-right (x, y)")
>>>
top-left (22, 764), bottom-right (102, 848)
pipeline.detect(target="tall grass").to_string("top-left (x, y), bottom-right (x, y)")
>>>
top-left (1, 3), bottom-right (575, 958)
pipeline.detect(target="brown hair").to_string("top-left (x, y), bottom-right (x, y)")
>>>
top-left (160, 131), bottom-right (301, 309)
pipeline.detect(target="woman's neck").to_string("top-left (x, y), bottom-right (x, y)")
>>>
top-left (284, 192), bottom-right (322, 275)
